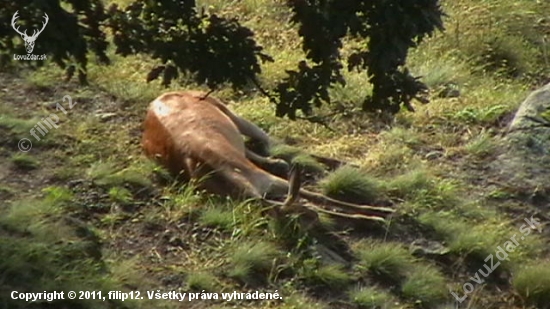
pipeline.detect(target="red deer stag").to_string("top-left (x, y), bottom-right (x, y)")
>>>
top-left (141, 91), bottom-right (394, 222)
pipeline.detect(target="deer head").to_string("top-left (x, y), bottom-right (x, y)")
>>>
top-left (11, 11), bottom-right (49, 54)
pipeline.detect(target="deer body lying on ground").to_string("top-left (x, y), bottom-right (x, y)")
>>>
top-left (141, 91), bottom-right (394, 222)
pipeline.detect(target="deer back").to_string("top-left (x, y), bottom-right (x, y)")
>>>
top-left (142, 91), bottom-right (280, 198)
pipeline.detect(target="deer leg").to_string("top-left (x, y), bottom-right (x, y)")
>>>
top-left (201, 94), bottom-right (272, 148)
top-left (245, 148), bottom-right (289, 177)
top-left (309, 154), bottom-right (360, 171)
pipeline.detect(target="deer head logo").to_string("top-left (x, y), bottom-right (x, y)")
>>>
top-left (11, 11), bottom-right (49, 54)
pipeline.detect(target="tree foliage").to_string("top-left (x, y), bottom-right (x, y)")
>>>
top-left (278, 0), bottom-right (444, 117)
top-left (0, 0), bottom-right (109, 83)
top-left (107, 0), bottom-right (273, 89)
top-left (0, 0), bottom-right (445, 117)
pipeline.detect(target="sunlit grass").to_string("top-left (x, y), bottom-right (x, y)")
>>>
top-left (1, 0), bottom-right (549, 308)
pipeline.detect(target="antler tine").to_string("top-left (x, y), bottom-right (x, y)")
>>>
top-left (336, 202), bottom-right (395, 216)
top-left (11, 11), bottom-right (26, 37)
top-left (281, 162), bottom-right (302, 211)
top-left (300, 190), bottom-right (395, 218)
top-left (277, 163), bottom-right (389, 223)
top-left (262, 162), bottom-right (320, 226)
top-left (261, 162), bottom-right (302, 209)
top-left (304, 203), bottom-right (388, 223)
top-left (32, 13), bottom-right (49, 38)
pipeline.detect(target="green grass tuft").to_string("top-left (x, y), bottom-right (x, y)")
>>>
top-left (401, 264), bottom-right (448, 306)
top-left (158, 182), bottom-right (204, 222)
top-left (513, 262), bottom-right (550, 307)
top-left (0, 115), bottom-right (37, 144)
top-left (321, 166), bottom-right (381, 203)
top-left (10, 153), bottom-right (39, 170)
top-left (380, 126), bottom-right (423, 149)
top-left (300, 259), bottom-right (353, 289)
top-left (228, 240), bottom-right (280, 282)
top-left (348, 285), bottom-right (397, 309)
top-left (354, 240), bottom-right (415, 284)
top-left (270, 143), bottom-right (304, 161)
top-left (42, 186), bottom-right (74, 205)
top-left (465, 129), bottom-right (496, 158)
top-left (0, 185), bottom-right (15, 199)
top-left (291, 154), bottom-right (325, 174)
top-left (416, 211), bottom-right (536, 268)
top-left (87, 162), bottom-right (152, 190)
top-left (383, 169), bottom-right (433, 199)
top-left (108, 186), bottom-right (134, 205)
top-left (279, 292), bottom-right (329, 309)
top-left (186, 271), bottom-right (219, 292)
top-left (199, 207), bottom-right (235, 231)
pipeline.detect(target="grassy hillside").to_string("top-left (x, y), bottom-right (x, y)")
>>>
top-left (1, 0), bottom-right (550, 309)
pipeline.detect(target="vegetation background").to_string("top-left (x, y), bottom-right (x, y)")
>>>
top-left (1, 0), bottom-right (550, 309)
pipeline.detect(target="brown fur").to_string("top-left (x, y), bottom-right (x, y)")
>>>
top-left (142, 91), bottom-right (394, 220)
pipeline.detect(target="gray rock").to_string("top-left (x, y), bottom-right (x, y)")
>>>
top-left (437, 82), bottom-right (461, 98)
top-left (491, 83), bottom-right (550, 207)
top-left (95, 112), bottom-right (117, 122)
top-left (425, 150), bottom-right (444, 161)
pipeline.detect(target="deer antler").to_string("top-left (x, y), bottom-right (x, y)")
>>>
top-left (267, 162), bottom-right (391, 223)
top-left (263, 163), bottom-right (319, 225)
top-left (30, 13), bottom-right (49, 39)
top-left (11, 11), bottom-right (48, 39)
top-left (11, 11), bottom-right (27, 37)
top-left (281, 162), bottom-right (302, 211)
top-left (263, 163), bottom-right (304, 211)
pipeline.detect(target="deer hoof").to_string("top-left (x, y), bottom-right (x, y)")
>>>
top-left (270, 158), bottom-right (290, 177)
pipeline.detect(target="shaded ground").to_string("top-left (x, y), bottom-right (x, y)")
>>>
top-left (2, 64), bottom-right (550, 309)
